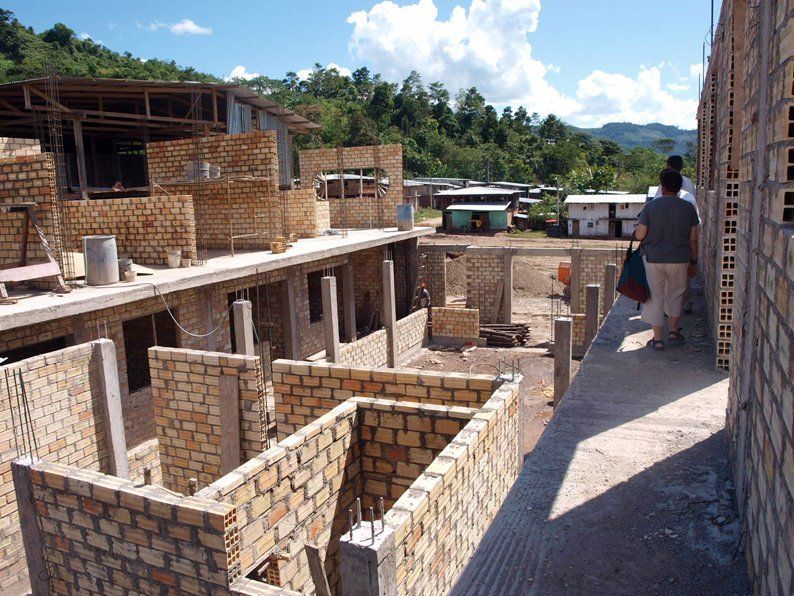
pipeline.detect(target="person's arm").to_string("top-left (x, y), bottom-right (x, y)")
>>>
top-left (688, 225), bottom-right (698, 278)
top-left (635, 223), bottom-right (648, 241)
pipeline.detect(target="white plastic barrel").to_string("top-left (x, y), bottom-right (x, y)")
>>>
top-left (397, 204), bottom-right (415, 231)
top-left (83, 235), bottom-right (119, 286)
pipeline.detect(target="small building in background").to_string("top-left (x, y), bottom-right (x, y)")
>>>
top-left (436, 186), bottom-right (522, 231)
top-left (564, 193), bottom-right (645, 238)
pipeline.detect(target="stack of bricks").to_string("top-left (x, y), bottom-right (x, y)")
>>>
top-left (0, 153), bottom-right (59, 272)
top-left (282, 188), bottom-right (320, 238)
top-left (347, 379), bottom-right (522, 594)
top-left (272, 360), bottom-right (501, 439)
top-left (149, 347), bottom-right (266, 495)
top-left (357, 397), bottom-right (474, 509)
top-left (432, 307), bottom-right (479, 340)
top-left (298, 145), bottom-right (403, 229)
top-left (0, 343), bottom-right (110, 590)
top-left (148, 131), bottom-right (282, 250)
top-left (197, 402), bottom-right (362, 594)
top-left (64, 194), bottom-right (197, 264)
top-left (466, 250), bottom-right (506, 323)
top-left (22, 459), bottom-right (240, 593)
top-left (0, 137), bottom-right (40, 158)
top-left (699, 1), bottom-right (794, 593)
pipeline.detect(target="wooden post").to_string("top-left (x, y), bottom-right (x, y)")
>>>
top-left (73, 119), bottom-right (89, 199)
top-left (219, 373), bottom-right (240, 474)
top-left (553, 317), bottom-right (572, 406)
top-left (602, 263), bottom-right (617, 317)
top-left (232, 300), bottom-right (255, 356)
top-left (382, 261), bottom-right (398, 367)
top-left (584, 284), bottom-right (601, 351)
top-left (322, 276), bottom-right (340, 363)
top-left (93, 339), bottom-right (130, 479)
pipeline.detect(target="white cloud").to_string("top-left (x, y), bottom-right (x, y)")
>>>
top-left (227, 65), bottom-right (261, 81)
top-left (141, 18), bottom-right (211, 35)
top-left (79, 32), bottom-right (91, 40)
top-left (689, 63), bottom-right (704, 79)
top-left (667, 83), bottom-right (690, 92)
top-left (346, 0), bottom-right (697, 128)
top-left (296, 62), bottom-right (353, 80)
top-left (79, 32), bottom-right (103, 44)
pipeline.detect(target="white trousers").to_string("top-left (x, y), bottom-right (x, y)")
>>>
top-left (641, 258), bottom-right (688, 327)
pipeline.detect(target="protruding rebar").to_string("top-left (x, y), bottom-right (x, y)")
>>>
top-left (348, 509), bottom-right (354, 540)
top-left (356, 498), bottom-right (362, 528)
top-left (369, 507), bottom-right (375, 543)
top-left (379, 497), bottom-right (385, 531)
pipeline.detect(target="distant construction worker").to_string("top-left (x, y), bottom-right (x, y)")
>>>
top-left (420, 282), bottom-right (433, 339)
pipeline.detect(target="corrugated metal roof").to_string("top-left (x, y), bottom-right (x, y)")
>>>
top-left (518, 198), bottom-right (542, 204)
top-left (446, 202), bottom-right (511, 212)
top-left (565, 194), bottom-right (647, 204)
top-left (436, 187), bottom-right (521, 197)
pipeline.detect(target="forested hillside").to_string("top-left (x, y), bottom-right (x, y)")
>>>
top-left (0, 10), bottom-right (694, 193)
top-left (572, 122), bottom-right (696, 155)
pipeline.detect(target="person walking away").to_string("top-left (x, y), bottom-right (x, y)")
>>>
top-left (635, 169), bottom-right (699, 350)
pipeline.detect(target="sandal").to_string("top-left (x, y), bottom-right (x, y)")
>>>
top-left (668, 330), bottom-right (685, 343)
top-left (647, 339), bottom-right (665, 350)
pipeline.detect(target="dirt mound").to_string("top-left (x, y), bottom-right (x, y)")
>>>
top-left (445, 255), bottom-right (467, 298)
top-left (513, 256), bottom-right (563, 299)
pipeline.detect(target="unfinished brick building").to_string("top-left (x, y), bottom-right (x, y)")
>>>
top-left (698, 1), bottom-right (793, 593)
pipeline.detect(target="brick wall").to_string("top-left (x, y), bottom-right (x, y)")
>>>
top-left (338, 329), bottom-right (388, 367)
top-left (699, 1), bottom-right (794, 593)
top-left (316, 200), bottom-right (330, 233)
top-left (0, 153), bottom-right (61, 273)
top-left (419, 249), bottom-right (447, 307)
top-left (282, 189), bottom-right (320, 238)
top-left (63, 194), bottom-right (197, 265)
top-left (343, 378), bottom-right (522, 594)
top-left (148, 131), bottom-right (282, 251)
top-left (0, 343), bottom-right (110, 590)
top-left (351, 246), bottom-right (384, 326)
top-left (272, 360), bottom-right (500, 439)
top-left (126, 438), bottom-right (162, 486)
top-left (0, 137), bottom-right (40, 158)
top-left (395, 308), bottom-right (428, 359)
top-left (570, 247), bottom-right (621, 314)
top-left (466, 251), bottom-right (506, 323)
top-left (22, 459), bottom-right (240, 593)
top-left (432, 306), bottom-right (479, 339)
top-left (197, 402), bottom-right (361, 594)
top-left (149, 347), bottom-right (266, 495)
top-left (298, 145), bottom-right (403, 228)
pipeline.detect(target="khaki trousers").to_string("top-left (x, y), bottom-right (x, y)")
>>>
top-left (641, 258), bottom-right (689, 327)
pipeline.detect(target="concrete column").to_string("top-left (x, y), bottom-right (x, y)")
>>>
top-left (570, 247), bottom-right (583, 313)
top-left (92, 338), bottom-right (130, 479)
top-left (321, 276), bottom-right (340, 363)
top-left (341, 261), bottom-right (357, 342)
top-left (584, 284), bottom-right (601, 351)
top-left (407, 238), bottom-right (419, 309)
top-left (602, 263), bottom-right (617, 317)
top-left (12, 458), bottom-right (49, 596)
top-left (219, 373), bottom-right (240, 474)
top-left (232, 300), bottom-right (255, 356)
top-left (382, 260), bottom-right (398, 367)
top-left (503, 250), bottom-right (513, 323)
top-left (553, 317), bottom-right (572, 407)
top-left (340, 522), bottom-right (397, 596)
top-left (200, 288), bottom-right (217, 352)
top-left (281, 272), bottom-right (300, 359)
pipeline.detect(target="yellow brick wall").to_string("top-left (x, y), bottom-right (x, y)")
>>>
top-left (432, 307), bottom-right (479, 339)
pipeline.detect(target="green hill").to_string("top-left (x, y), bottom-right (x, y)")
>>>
top-left (571, 122), bottom-right (696, 154)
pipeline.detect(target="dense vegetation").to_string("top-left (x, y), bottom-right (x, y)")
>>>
top-left (572, 122), bottom-right (696, 155)
top-left (0, 10), bottom-right (696, 195)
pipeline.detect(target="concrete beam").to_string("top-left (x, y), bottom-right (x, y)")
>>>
top-left (219, 373), bottom-right (240, 475)
top-left (584, 284), bottom-right (601, 351)
top-left (93, 339), bottom-right (130, 479)
top-left (553, 317), bottom-right (572, 407)
top-left (382, 260), bottom-right (398, 367)
top-left (232, 300), bottom-right (255, 356)
top-left (602, 263), bottom-right (617, 317)
top-left (341, 261), bottom-right (357, 342)
top-left (282, 272), bottom-right (300, 360)
top-left (321, 276), bottom-right (340, 363)
top-left (12, 458), bottom-right (49, 596)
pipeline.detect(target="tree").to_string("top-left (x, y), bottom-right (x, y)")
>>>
top-left (652, 138), bottom-right (676, 155)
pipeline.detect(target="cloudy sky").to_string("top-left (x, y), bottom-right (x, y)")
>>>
top-left (9, 0), bottom-right (717, 129)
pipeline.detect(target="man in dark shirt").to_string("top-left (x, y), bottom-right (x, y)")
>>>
top-left (635, 169), bottom-right (699, 349)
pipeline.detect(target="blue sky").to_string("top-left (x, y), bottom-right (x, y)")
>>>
top-left (7, 0), bottom-right (718, 128)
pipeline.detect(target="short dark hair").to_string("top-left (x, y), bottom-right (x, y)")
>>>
top-left (666, 155), bottom-right (684, 171)
top-left (659, 168), bottom-right (683, 194)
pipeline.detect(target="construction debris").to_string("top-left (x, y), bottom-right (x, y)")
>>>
top-left (479, 323), bottom-right (531, 347)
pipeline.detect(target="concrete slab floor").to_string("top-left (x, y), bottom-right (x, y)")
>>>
top-left (452, 282), bottom-right (749, 595)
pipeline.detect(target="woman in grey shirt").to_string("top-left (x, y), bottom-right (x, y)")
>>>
top-left (635, 169), bottom-right (699, 350)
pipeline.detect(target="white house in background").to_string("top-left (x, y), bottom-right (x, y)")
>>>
top-left (564, 194), bottom-right (646, 238)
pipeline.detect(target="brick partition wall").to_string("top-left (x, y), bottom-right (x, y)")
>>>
top-left (197, 402), bottom-right (362, 594)
top-left (466, 250), bottom-right (506, 323)
top-left (316, 200), bottom-right (330, 232)
top-left (63, 194), bottom-right (197, 264)
top-left (126, 438), bottom-right (163, 486)
top-left (298, 145), bottom-right (403, 228)
top-left (419, 248), bottom-right (447, 306)
top-left (19, 458), bottom-right (240, 593)
top-left (0, 343), bottom-right (110, 590)
top-left (0, 137), bottom-right (40, 158)
top-left (570, 247), bottom-right (621, 314)
top-left (148, 131), bottom-right (282, 250)
top-left (432, 306), bottom-right (479, 339)
top-left (698, 1), bottom-right (794, 593)
top-left (338, 328), bottom-right (389, 367)
top-left (272, 360), bottom-right (500, 439)
top-left (149, 347), bottom-right (266, 494)
top-left (342, 378), bottom-right (522, 594)
top-left (282, 188), bottom-right (321, 238)
top-left (395, 308), bottom-right (428, 359)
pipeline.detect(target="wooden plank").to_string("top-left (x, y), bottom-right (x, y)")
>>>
top-left (219, 373), bottom-right (241, 475)
top-left (305, 544), bottom-right (332, 596)
top-left (26, 85), bottom-right (73, 113)
top-left (494, 279), bottom-right (504, 323)
top-left (73, 119), bottom-right (89, 199)
top-left (0, 262), bottom-right (61, 283)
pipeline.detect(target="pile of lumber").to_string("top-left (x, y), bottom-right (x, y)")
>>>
top-left (480, 323), bottom-right (531, 347)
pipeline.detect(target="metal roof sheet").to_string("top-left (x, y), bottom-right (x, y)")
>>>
top-left (564, 194), bottom-right (647, 204)
top-left (446, 202), bottom-right (511, 212)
